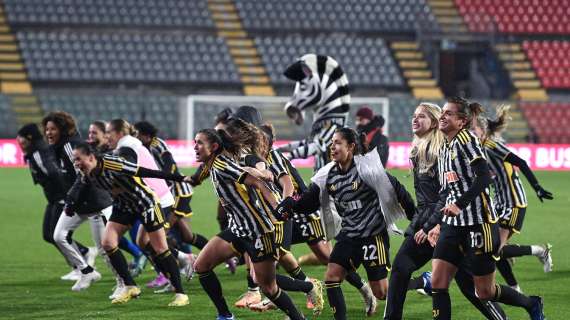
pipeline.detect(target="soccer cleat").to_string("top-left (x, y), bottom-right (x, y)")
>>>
top-left (359, 282), bottom-right (377, 317)
top-left (538, 244), bottom-right (553, 273)
top-left (129, 255), bottom-right (148, 278)
top-left (234, 290), bottom-right (262, 308)
top-left (111, 286), bottom-right (141, 304)
top-left (183, 253), bottom-right (196, 281)
top-left (154, 283), bottom-right (175, 294)
top-left (109, 279), bottom-right (125, 300)
top-left (528, 296), bottom-right (545, 320)
top-left (71, 270), bottom-right (101, 291)
top-left (307, 278), bottom-right (324, 316)
top-left (146, 273), bottom-right (169, 288)
top-left (416, 271), bottom-right (432, 296)
top-left (168, 293), bottom-right (189, 307)
top-left (216, 314), bottom-right (235, 320)
top-left (248, 297), bottom-right (277, 312)
top-left (84, 247), bottom-right (98, 268)
top-left (61, 269), bottom-right (81, 281)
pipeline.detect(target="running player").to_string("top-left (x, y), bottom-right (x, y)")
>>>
top-left (190, 128), bottom-right (306, 320)
top-left (384, 102), bottom-right (507, 320)
top-left (430, 97), bottom-right (545, 320)
top-left (282, 127), bottom-right (416, 320)
top-left (471, 105), bottom-right (553, 292)
top-left (71, 141), bottom-right (189, 306)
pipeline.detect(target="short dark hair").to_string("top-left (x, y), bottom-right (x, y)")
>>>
top-left (134, 121), bottom-right (158, 137)
top-left (17, 123), bottom-right (43, 141)
top-left (73, 141), bottom-right (97, 156)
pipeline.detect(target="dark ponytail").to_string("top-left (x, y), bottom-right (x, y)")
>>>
top-left (196, 128), bottom-right (241, 159)
top-left (335, 127), bottom-right (368, 155)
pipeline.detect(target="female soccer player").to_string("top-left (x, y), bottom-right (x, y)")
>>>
top-left (71, 141), bottom-right (188, 306)
top-left (282, 127), bottom-right (416, 320)
top-left (190, 128), bottom-right (306, 320)
top-left (430, 97), bottom-right (545, 320)
top-left (384, 103), bottom-right (506, 320)
top-left (471, 105), bottom-right (553, 292)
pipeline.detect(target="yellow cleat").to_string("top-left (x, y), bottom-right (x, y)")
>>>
top-left (234, 290), bottom-right (262, 308)
top-left (111, 286), bottom-right (141, 304)
top-left (168, 293), bottom-right (189, 307)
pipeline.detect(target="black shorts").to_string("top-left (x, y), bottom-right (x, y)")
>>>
top-left (218, 229), bottom-right (279, 263)
top-left (499, 207), bottom-right (526, 233)
top-left (274, 220), bottom-right (293, 251)
top-left (291, 215), bottom-right (326, 246)
top-left (433, 222), bottom-right (500, 276)
top-left (109, 203), bottom-right (165, 233)
top-left (329, 232), bottom-right (391, 281)
top-left (173, 194), bottom-right (193, 218)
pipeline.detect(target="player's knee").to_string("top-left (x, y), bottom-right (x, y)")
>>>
top-left (475, 287), bottom-right (495, 300)
top-left (260, 282), bottom-right (279, 297)
top-left (53, 229), bottom-right (67, 245)
top-left (101, 237), bottom-right (117, 252)
top-left (371, 281), bottom-right (388, 300)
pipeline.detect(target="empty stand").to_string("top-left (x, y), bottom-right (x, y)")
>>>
top-left (18, 31), bottom-right (240, 83)
top-left (521, 102), bottom-right (570, 143)
top-left (523, 41), bottom-right (570, 89)
top-left (39, 93), bottom-right (181, 138)
top-left (255, 35), bottom-right (404, 87)
top-left (456, 0), bottom-right (570, 34)
top-left (235, 0), bottom-right (437, 33)
top-left (4, 0), bottom-right (214, 29)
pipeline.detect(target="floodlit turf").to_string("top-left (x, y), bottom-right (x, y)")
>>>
top-left (1, 168), bottom-right (568, 319)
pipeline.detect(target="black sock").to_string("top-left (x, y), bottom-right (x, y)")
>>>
top-left (246, 269), bottom-right (259, 290)
top-left (496, 259), bottom-right (518, 286)
top-left (266, 288), bottom-right (305, 320)
top-left (190, 233), bottom-right (209, 249)
top-left (454, 269), bottom-right (508, 320)
top-left (143, 243), bottom-right (163, 274)
top-left (80, 266), bottom-right (94, 274)
top-left (198, 271), bottom-right (231, 317)
top-left (492, 284), bottom-right (533, 310)
top-left (432, 288), bottom-right (451, 320)
top-left (408, 276), bottom-right (425, 290)
top-left (76, 241), bottom-right (89, 256)
top-left (345, 271), bottom-right (364, 290)
top-left (287, 265), bottom-right (308, 281)
top-left (502, 244), bottom-right (532, 258)
top-left (276, 274), bottom-right (313, 293)
top-left (156, 250), bottom-right (184, 294)
top-left (106, 247), bottom-right (136, 286)
top-left (325, 281), bottom-right (346, 320)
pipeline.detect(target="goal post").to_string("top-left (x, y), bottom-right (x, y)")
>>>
top-left (183, 95), bottom-right (390, 142)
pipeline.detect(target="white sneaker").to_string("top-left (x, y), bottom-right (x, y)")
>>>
top-left (109, 279), bottom-right (125, 299)
top-left (359, 282), bottom-right (377, 317)
top-left (84, 247), bottom-right (98, 268)
top-left (538, 243), bottom-right (553, 273)
top-left (154, 283), bottom-right (175, 294)
top-left (61, 269), bottom-right (81, 281)
top-left (71, 270), bottom-right (102, 291)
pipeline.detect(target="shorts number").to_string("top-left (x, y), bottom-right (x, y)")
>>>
top-left (502, 208), bottom-right (512, 220)
top-left (362, 244), bottom-right (378, 261)
top-left (254, 238), bottom-right (264, 250)
top-left (469, 231), bottom-right (484, 249)
top-left (300, 223), bottom-right (314, 237)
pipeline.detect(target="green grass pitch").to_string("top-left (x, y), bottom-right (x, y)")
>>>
top-left (1, 168), bottom-right (568, 319)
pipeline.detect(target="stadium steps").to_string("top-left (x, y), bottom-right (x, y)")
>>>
top-left (504, 103), bottom-right (530, 142)
top-left (0, 1), bottom-right (43, 126)
top-left (391, 41), bottom-right (443, 99)
top-left (495, 43), bottom-right (548, 101)
top-left (207, 0), bottom-right (275, 96)
top-left (428, 0), bottom-right (469, 34)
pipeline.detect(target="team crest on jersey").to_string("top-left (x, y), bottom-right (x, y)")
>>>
top-left (352, 181), bottom-right (358, 190)
top-left (329, 184), bottom-right (337, 192)
top-left (451, 150), bottom-right (457, 160)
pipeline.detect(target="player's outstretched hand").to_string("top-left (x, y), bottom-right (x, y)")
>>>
top-left (535, 185), bottom-right (553, 202)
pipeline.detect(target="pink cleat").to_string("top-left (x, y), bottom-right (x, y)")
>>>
top-left (146, 273), bottom-right (169, 288)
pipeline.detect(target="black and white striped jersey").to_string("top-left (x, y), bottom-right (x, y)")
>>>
top-left (210, 154), bottom-right (276, 239)
top-left (85, 154), bottom-right (158, 214)
top-left (483, 139), bottom-right (528, 210)
top-left (438, 129), bottom-right (497, 226)
top-left (148, 137), bottom-right (193, 197)
top-left (266, 149), bottom-right (317, 224)
top-left (326, 161), bottom-right (385, 238)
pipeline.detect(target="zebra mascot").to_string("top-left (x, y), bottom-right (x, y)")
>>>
top-left (278, 54), bottom-right (350, 171)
